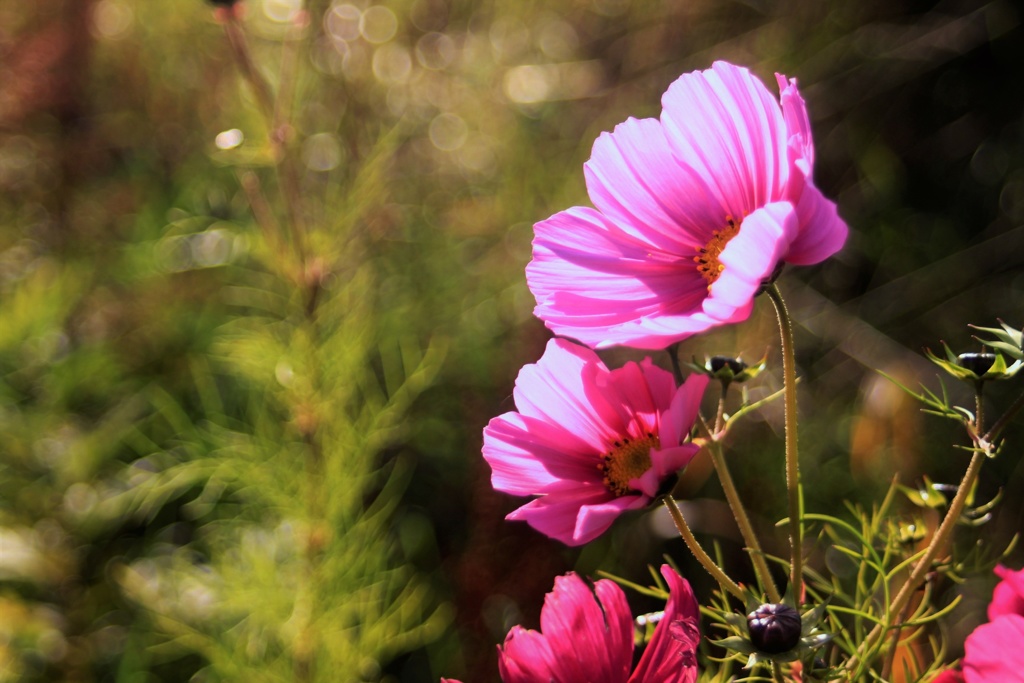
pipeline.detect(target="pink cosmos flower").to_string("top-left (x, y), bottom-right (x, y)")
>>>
top-left (527, 60), bottom-right (847, 349)
top-left (483, 338), bottom-right (709, 545)
top-left (442, 564), bottom-right (699, 683)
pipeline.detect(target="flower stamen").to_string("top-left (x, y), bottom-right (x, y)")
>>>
top-left (599, 433), bottom-right (659, 495)
top-left (694, 217), bottom-right (741, 286)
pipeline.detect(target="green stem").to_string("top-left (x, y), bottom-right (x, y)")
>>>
top-left (715, 381), bottom-right (728, 435)
top-left (707, 441), bottom-right (781, 603)
top-left (661, 495), bottom-right (745, 601)
top-left (764, 283), bottom-right (803, 605)
top-left (668, 343), bottom-right (685, 385)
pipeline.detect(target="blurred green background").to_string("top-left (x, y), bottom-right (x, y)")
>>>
top-left (1, 0), bottom-right (1023, 680)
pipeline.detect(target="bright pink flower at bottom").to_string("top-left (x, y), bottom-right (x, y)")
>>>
top-left (483, 338), bottom-right (709, 546)
top-left (962, 614), bottom-right (1024, 681)
top-left (496, 564), bottom-right (699, 683)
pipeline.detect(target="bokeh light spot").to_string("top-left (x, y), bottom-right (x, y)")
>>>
top-left (325, 3), bottom-right (362, 41)
top-left (372, 43), bottom-right (413, 84)
top-left (415, 32), bottom-right (456, 70)
top-left (301, 133), bottom-right (342, 172)
top-left (360, 6), bottom-right (398, 44)
top-left (263, 0), bottom-right (302, 23)
top-left (429, 114), bottom-right (468, 152)
top-left (91, 0), bottom-right (134, 41)
top-left (215, 129), bottom-right (244, 150)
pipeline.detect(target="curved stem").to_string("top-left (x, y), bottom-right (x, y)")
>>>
top-left (764, 283), bottom-right (803, 604)
top-left (846, 446), bottom-right (987, 674)
top-left (661, 495), bottom-right (745, 601)
top-left (706, 441), bottom-right (781, 603)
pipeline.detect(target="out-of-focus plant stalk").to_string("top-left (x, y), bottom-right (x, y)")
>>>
top-left (662, 494), bottom-right (745, 601)
top-left (764, 283), bottom-right (803, 605)
top-left (221, 11), bottom-right (308, 265)
top-left (220, 7), bottom-right (325, 681)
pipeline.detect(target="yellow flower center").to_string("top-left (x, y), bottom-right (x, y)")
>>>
top-left (694, 217), bottom-right (740, 286)
top-left (598, 433), bottom-right (659, 496)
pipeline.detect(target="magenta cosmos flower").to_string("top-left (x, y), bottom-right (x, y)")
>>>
top-left (442, 564), bottom-right (699, 683)
top-left (527, 60), bottom-right (847, 349)
top-left (483, 338), bottom-right (708, 546)
top-left (932, 565), bottom-right (1024, 683)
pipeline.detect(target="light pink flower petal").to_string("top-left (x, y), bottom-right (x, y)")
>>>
top-left (775, 73), bottom-right (814, 170)
top-left (513, 338), bottom-right (625, 449)
top-left (661, 61), bottom-right (789, 218)
top-left (702, 201), bottom-right (798, 321)
top-left (629, 565), bottom-right (701, 683)
top-left (497, 626), bottom-right (560, 683)
top-left (528, 207), bottom-right (711, 349)
top-left (660, 374), bottom-right (711, 447)
top-left (989, 565), bottom-right (1024, 621)
top-left (963, 614), bottom-right (1024, 682)
top-left (784, 169), bottom-right (848, 266)
top-left (585, 116), bottom-right (725, 249)
top-left (537, 574), bottom-right (632, 683)
top-left (483, 412), bottom-right (604, 495)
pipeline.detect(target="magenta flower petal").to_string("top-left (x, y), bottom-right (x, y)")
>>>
top-left (493, 566), bottom-right (700, 683)
top-left (629, 565), bottom-right (701, 683)
top-left (527, 61), bottom-right (847, 349)
top-left (498, 626), bottom-right (561, 683)
top-left (484, 338), bottom-right (709, 545)
top-left (538, 574), bottom-right (633, 682)
top-left (988, 565), bottom-right (1024, 621)
top-left (506, 486), bottom-right (645, 546)
top-left (963, 614), bottom-right (1024, 682)
top-left (775, 73), bottom-right (815, 171)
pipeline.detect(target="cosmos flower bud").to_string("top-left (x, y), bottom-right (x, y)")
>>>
top-left (747, 603), bottom-right (802, 654)
top-left (925, 343), bottom-right (1021, 383)
top-left (957, 352), bottom-right (997, 376)
top-left (685, 353), bottom-right (767, 385)
top-left (710, 356), bottom-right (746, 376)
top-left (207, 0), bottom-right (240, 6)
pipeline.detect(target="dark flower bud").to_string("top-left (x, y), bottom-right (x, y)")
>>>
top-left (207, 0), bottom-right (239, 6)
top-left (709, 356), bottom-right (746, 376)
top-left (747, 603), bottom-right (801, 654)
top-left (957, 352), bottom-right (997, 376)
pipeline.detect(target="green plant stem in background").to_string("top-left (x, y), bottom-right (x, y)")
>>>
top-left (764, 283), bottom-right (803, 605)
top-left (706, 440), bottom-right (781, 604)
top-left (661, 495), bottom-right (745, 601)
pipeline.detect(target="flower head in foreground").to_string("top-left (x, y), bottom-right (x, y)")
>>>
top-left (933, 565), bottom-right (1024, 683)
top-left (527, 60), bottom-right (847, 349)
top-left (483, 338), bottom-right (709, 545)
top-left (498, 564), bottom-right (698, 683)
